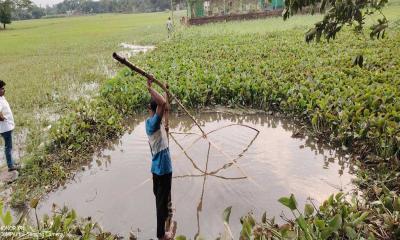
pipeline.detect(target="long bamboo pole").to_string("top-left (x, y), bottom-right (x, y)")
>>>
top-left (112, 52), bottom-right (206, 137)
top-left (112, 52), bottom-right (261, 188)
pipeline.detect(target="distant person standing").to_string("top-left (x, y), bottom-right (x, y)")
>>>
top-left (166, 17), bottom-right (173, 38)
top-left (0, 80), bottom-right (19, 172)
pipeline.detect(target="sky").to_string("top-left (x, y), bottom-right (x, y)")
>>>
top-left (31, 0), bottom-right (65, 7)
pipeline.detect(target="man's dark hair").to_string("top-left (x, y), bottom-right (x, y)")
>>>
top-left (150, 98), bottom-right (157, 112)
top-left (0, 80), bottom-right (5, 88)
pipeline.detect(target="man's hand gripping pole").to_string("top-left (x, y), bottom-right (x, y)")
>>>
top-left (112, 52), bottom-right (206, 137)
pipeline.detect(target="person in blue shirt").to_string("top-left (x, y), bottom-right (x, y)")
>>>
top-left (145, 78), bottom-right (174, 240)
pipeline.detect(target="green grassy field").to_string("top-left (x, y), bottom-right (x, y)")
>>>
top-left (0, 12), bottom-right (175, 154)
top-left (1, 6), bottom-right (398, 135)
top-left (0, 11), bottom-right (308, 154)
top-left (0, 9), bottom-right (352, 156)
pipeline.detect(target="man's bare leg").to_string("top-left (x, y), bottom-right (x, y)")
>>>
top-left (161, 221), bottom-right (177, 240)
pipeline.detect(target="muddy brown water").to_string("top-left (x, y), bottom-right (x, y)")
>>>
top-left (37, 112), bottom-right (354, 239)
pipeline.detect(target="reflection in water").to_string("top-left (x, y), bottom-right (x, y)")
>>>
top-left (117, 43), bottom-right (155, 59)
top-left (170, 123), bottom-right (259, 178)
top-left (37, 111), bottom-right (354, 239)
top-left (169, 122), bottom-right (259, 238)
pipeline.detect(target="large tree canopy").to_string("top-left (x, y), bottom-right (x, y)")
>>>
top-left (0, 0), bottom-right (32, 28)
top-left (283, 0), bottom-right (389, 42)
top-left (0, 0), bottom-right (12, 29)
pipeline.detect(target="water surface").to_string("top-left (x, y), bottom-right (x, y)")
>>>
top-left (38, 112), bottom-right (353, 239)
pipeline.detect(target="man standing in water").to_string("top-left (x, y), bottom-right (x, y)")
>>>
top-left (0, 80), bottom-right (19, 172)
top-left (145, 78), bottom-right (174, 240)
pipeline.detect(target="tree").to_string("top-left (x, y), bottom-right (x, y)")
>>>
top-left (0, 0), bottom-right (12, 29)
top-left (31, 5), bottom-right (45, 19)
top-left (283, 0), bottom-right (389, 42)
top-left (0, 0), bottom-right (31, 28)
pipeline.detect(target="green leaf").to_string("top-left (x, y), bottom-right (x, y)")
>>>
top-left (327, 194), bottom-right (334, 205)
top-left (311, 115), bottom-right (318, 126)
top-left (63, 217), bottom-right (73, 232)
top-left (321, 228), bottom-right (333, 239)
top-left (175, 236), bottom-right (187, 240)
top-left (394, 198), bottom-right (400, 211)
top-left (314, 218), bottom-right (325, 229)
top-left (345, 226), bottom-right (357, 239)
top-left (279, 197), bottom-right (291, 208)
top-left (296, 215), bottom-right (308, 231)
top-left (2, 211), bottom-right (12, 226)
top-left (296, 215), bottom-right (314, 239)
top-left (70, 209), bottom-right (77, 220)
top-left (248, 215), bottom-right (255, 227)
top-left (0, 200), bottom-right (4, 219)
top-left (241, 218), bottom-right (252, 240)
top-left (83, 223), bottom-right (93, 238)
top-left (52, 215), bottom-right (62, 232)
top-left (304, 204), bottom-right (314, 217)
top-left (278, 194), bottom-right (297, 211)
top-left (261, 211), bottom-right (267, 224)
top-left (335, 192), bottom-right (344, 201)
top-left (107, 116), bottom-right (115, 125)
top-left (328, 214), bottom-right (342, 232)
top-left (352, 211), bottom-right (369, 226)
top-left (383, 196), bottom-right (393, 211)
top-left (222, 206), bottom-right (232, 224)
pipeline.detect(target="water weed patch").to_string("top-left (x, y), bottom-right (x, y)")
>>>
top-left (101, 29), bottom-right (400, 238)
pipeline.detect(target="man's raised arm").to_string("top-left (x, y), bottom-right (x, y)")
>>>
top-left (147, 79), bottom-right (166, 118)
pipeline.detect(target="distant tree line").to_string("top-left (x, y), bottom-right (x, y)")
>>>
top-left (0, 0), bottom-right (183, 29)
top-left (46, 0), bottom-right (184, 15)
top-left (1, 0), bottom-right (40, 29)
